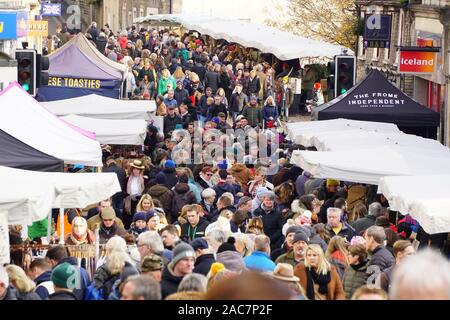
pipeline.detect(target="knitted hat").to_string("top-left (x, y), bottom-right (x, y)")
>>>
top-left (101, 207), bottom-right (116, 220)
top-left (190, 238), bottom-right (209, 251)
top-left (141, 254), bottom-right (163, 272)
top-left (133, 212), bottom-right (147, 223)
top-left (285, 225), bottom-right (303, 237)
top-left (169, 243), bottom-right (196, 268)
top-left (165, 160), bottom-right (176, 168)
top-left (326, 179), bottom-right (340, 187)
top-left (146, 210), bottom-right (157, 221)
top-left (295, 210), bottom-right (312, 226)
top-left (217, 159), bottom-right (228, 170)
top-left (216, 250), bottom-right (245, 273)
top-left (51, 263), bottom-right (78, 289)
top-left (237, 196), bottom-right (252, 208)
top-left (216, 237), bottom-right (236, 253)
top-left (209, 262), bottom-right (225, 277)
top-left (292, 231), bottom-right (309, 245)
top-left (212, 117), bottom-right (220, 124)
top-left (155, 172), bottom-right (166, 184)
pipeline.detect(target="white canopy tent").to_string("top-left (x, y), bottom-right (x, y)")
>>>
top-left (286, 118), bottom-right (401, 146)
top-left (290, 146), bottom-right (450, 185)
top-left (308, 131), bottom-right (450, 155)
top-left (0, 83), bottom-right (102, 166)
top-left (0, 165), bottom-right (121, 226)
top-left (42, 94), bottom-right (156, 120)
top-left (60, 115), bottom-right (147, 145)
top-left (378, 175), bottom-right (450, 234)
top-left (134, 13), bottom-right (352, 60)
top-left (0, 165), bottom-right (121, 263)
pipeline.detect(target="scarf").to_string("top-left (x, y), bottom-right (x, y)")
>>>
top-left (100, 223), bottom-right (117, 237)
top-left (305, 267), bottom-right (331, 300)
top-left (351, 260), bottom-right (368, 271)
top-left (68, 229), bottom-right (95, 245)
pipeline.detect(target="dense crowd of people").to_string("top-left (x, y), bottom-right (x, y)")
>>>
top-left (2, 23), bottom-right (449, 301)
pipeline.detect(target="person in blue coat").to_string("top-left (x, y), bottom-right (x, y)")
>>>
top-left (262, 95), bottom-right (279, 125)
top-left (244, 235), bottom-right (276, 272)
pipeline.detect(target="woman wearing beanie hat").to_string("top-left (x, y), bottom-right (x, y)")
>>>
top-left (206, 262), bottom-right (235, 290)
top-left (128, 212), bottom-right (148, 239)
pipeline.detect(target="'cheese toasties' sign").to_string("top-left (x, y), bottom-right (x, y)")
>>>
top-left (348, 93), bottom-right (405, 108)
top-left (48, 76), bottom-right (101, 89)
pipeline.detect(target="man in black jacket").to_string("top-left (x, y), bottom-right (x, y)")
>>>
top-left (180, 205), bottom-right (210, 243)
top-left (253, 191), bottom-right (283, 251)
top-left (104, 157), bottom-right (126, 211)
top-left (191, 238), bottom-right (215, 276)
top-left (29, 258), bottom-right (54, 299)
top-left (160, 243), bottom-right (196, 299)
top-left (325, 207), bottom-right (356, 242)
top-left (365, 226), bottom-right (395, 272)
top-left (174, 80), bottom-right (189, 107)
top-left (163, 105), bottom-right (182, 138)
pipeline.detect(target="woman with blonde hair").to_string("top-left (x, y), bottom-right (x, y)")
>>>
top-left (294, 244), bottom-right (345, 300)
top-left (158, 68), bottom-right (176, 96)
top-left (233, 233), bottom-right (254, 257)
top-left (245, 217), bottom-right (264, 235)
top-left (172, 66), bottom-right (185, 83)
top-left (247, 167), bottom-right (274, 198)
top-left (136, 194), bottom-right (155, 213)
top-left (155, 95), bottom-right (167, 116)
top-left (93, 250), bottom-right (138, 300)
top-left (216, 87), bottom-right (228, 108)
top-left (325, 236), bottom-right (349, 280)
top-left (348, 202), bottom-right (367, 224)
top-left (5, 265), bottom-right (41, 300)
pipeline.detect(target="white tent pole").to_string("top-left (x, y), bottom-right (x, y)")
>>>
top-left (47, 210), bottom-right (52, 243)
top-left (58, 208), bottom-right (65, 244)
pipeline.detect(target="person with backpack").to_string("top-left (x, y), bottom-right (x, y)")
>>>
top-left (28, 258), bottom-right (54, 299)
top-left (170, 175), bottom-right (197, 223)
top-left (46, 245), bottom-right (89, 300)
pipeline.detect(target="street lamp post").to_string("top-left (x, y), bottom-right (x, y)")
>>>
top-left (439, 6), bottom-right (450, 146)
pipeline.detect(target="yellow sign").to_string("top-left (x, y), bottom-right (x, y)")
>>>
top-left (27, 20), bottom-right (48, 37)
top-left (48, 77), bottom-right (101, 89)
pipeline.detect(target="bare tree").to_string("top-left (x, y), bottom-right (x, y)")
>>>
top-left (265, 0), bottom-right (357, 50)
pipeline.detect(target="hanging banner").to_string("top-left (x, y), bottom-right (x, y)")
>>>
top-left (399, 50), bottom-right (437, 74)
top-left (0, 211), bottom-right (10, 265)
top-left (363, 14), bottom-right (392, 48)
top-left (42, 3), bottom-right (62, 17)
top-left (28, 20), bottom-right (48, 37)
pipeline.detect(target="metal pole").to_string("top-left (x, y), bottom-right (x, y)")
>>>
top-left (58, 208), bottom-right (65, 244)
top-left (95, 225), bottom-right (100, 264)
top-left (440, 7), bottom-right (450, 146)
top-left (47, 210), bottom-right (52, 243)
